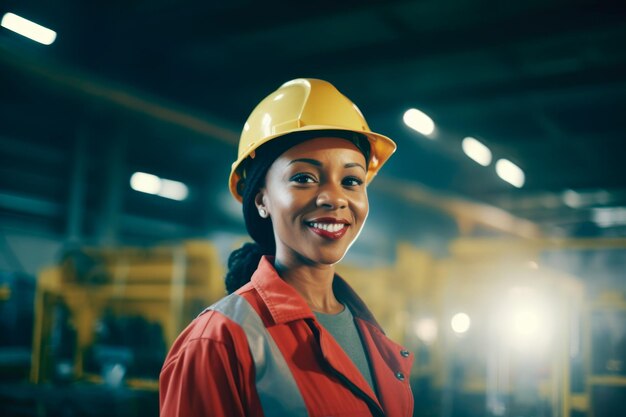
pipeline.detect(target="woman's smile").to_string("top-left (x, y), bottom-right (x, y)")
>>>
top-left (305, 217), bottom-right (350, 240)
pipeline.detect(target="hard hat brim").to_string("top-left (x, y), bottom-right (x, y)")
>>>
top-left (228, 125), bottom-right (396, 202)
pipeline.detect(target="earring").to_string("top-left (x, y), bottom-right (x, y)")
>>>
top-left (259, 208), bottom-right (267, 218)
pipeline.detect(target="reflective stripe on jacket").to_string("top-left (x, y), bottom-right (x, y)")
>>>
top-left (159, 256), bottom-right (414, 417)
top-left (209, 292), bottom-right (308, 416)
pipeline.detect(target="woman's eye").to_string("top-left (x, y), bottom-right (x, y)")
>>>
top-left (343, 176), bottom-right (364, 187)
top-left (290, 173), bottom-right (316, 184)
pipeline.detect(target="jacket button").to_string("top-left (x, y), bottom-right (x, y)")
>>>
top-left (400, 349), bottom-right (410, 357)
top-left (396, 371), bottom-right (405, 381)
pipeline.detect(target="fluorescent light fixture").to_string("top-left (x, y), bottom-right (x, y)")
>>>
top-left (131, 172), bottom-right (161, 195)
top-left (130, 172), bottom-right (188, 201)
top-left (495, 159), bottom-right (525, 188)
top-left (563, 189), bottom-right (613, 208)
top-left (592, 207), bottom-right (626, 228)
top-left (1, 12), bottom-right (56, 45)
top-left (403, 108), bottom-right (435, 137)
top-left (462, 136), bottom-right (492, 166)
top-left (562, 189), bottom-right (582, 208)
top-left (450, 312), bottom-right (471, 334)
top-left (159, 178), bottom-right (189, 201)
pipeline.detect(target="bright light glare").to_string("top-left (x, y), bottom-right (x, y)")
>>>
top-left (159, 178), bottom-right (189, 201)
top-left (451, 312), bottom-right (471, 334)
top-left (507, 306), bottom-right (550, 350)
top-left (414, 318), bottom-right (438, 344)
top-left (130, 172), bottom-right (188, 201)
top-left (495, 159), bottom-right (525, 188)
top-left (1, 13), bottom-right (56, 45)
top-left (462, 137), bottom-right (492, 166)
top-left (501, 287), bottom-right (552, 352)
top-left (513, 310), bottom-right (540, 336)
top-left (403, 108), bottom-right (435, 137)
top-left (131, 172), bottom-right (161, 195)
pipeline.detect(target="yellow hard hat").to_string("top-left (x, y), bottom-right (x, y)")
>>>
top-left (229, 78), bottom-right (396, 202)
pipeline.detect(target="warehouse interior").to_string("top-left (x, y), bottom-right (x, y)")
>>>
top-left (1, 0), bottom-right (625, 416)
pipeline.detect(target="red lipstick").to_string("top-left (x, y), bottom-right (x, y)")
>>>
top-left (305, 217), bottom-right (350, 240)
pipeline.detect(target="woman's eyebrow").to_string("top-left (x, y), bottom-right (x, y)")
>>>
top-left (288, 158), bottom-right (322, 166)
top-left (289, 158), bottom-right (365, 172)
top-left (345, 162), bottom-right (366, 172)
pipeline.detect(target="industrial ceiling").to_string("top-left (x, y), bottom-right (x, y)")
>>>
top-left (1, 0), bottom-right (625, 260)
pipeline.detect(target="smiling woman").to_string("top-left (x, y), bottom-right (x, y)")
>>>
top-left (159, 79), bottom-right (414, 417)
top-left (258, 137), bottom-right (369, 278)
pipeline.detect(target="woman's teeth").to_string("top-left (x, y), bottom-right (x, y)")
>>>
top-left (309, 222), bottom-right (345, 232)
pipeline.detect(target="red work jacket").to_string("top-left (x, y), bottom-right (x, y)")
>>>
top-left (160, 256), bottom-right (414, 417)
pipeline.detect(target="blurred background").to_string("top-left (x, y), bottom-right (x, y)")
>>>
top-left (1, 0), bottom-right (625, 416)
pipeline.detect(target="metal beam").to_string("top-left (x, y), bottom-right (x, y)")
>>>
top-left (0, 44), bottom-right (239, 146)
top-left (0, 192), bottom-right (63, 218)
top-left (375, 176), bottom-right (542, 238)
top-left (66, 128), bottom-right (88, 242)
top-left (96, 133), bottom-right (126, 245)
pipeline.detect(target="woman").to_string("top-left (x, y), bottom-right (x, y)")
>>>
top-left (159, 79), bottom-right (413, 417)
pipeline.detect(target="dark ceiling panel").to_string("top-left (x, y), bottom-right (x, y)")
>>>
top-left (1, 0), bottom-right (625, 242)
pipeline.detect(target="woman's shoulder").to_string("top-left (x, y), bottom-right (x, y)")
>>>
top-left (167, 297), bottom-right (250, 351)
top-left (174, 286), bottom-right (260, 342)
top-left (185, 308), bottom-right (242, 343)
top-left (161, 311), bottom-right (249, 374)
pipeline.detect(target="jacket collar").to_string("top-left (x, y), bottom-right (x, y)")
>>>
top-left (250, 256), bottom-right (383, 332)
top-left (250, 256), bottom-right (314, 324)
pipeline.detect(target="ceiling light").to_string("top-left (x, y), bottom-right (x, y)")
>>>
top-left (159, 178), bottom-right (189, 201)
top-left (130, 172), bottom-right (189, 201)
top-left (495, 159), bottom-right (525, 188)
top-left (562, 189), bottom-right (583, 208)
top-left (563, 189), bottom-right (615, 209)
top-left (130, 172), bottom-right (161, 195)
top-left (592, 207), bottom-right (626, 228)
top-left (403, 108), bottom-right (435, 137)
top-left (1, 12), bottom-right (56, 45)
top-left (462, 136), bottom-right (492, 166)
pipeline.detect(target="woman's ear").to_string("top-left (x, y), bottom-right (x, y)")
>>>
top-left (254, 190), bottom-right (269, 218)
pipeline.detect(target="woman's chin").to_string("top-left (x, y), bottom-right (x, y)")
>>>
top-left (309, 249), bottom-right (349, 267)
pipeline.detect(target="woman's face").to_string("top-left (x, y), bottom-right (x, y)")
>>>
top-left (256, 137), bottom-right (369, 268)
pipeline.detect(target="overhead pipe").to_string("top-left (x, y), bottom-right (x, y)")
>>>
top-left (0, 44), bottom-right (239, 146)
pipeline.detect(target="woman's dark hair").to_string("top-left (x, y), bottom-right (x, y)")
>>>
top-left (224, 131), bottom-right (371, 294)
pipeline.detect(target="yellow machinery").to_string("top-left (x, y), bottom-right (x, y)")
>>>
top-left (340, 238), bottom-right (626, 417)
top-left (430, 238), bottom-right (584, 417)
top-left (30, 240), bottom-right (223, 390)
top-left (585, 291), bottom-right (626, 417)
top-left (29, 235), bottom-right (626, 416)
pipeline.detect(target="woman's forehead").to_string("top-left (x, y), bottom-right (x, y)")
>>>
top-left (278, 136), bottom-right (365, 160)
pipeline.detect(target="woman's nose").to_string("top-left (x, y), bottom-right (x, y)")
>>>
top-left (316, 184), bottom-right (348, 209)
